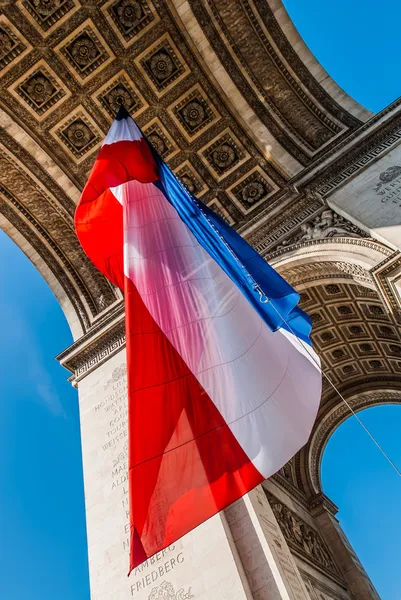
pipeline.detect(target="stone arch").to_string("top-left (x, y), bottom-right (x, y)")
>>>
top-left (269, 237), bottom-right (392, 280)
top-left (305, 387), bottom-right (401, 496)
top-left (266, 237), bottom-right (401, 499)
top-left (0, 109), bottom-right (120, 340)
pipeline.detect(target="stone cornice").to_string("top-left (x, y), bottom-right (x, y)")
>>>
top-left (57, 300), bottom-right (125, 385)
top-left (298, 104), bottom-right (401, 196)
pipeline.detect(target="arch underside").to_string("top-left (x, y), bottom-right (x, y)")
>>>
top-left (0, 0), bottom-right (375, 340)
top-left (0, 0), bottom-right (399, 498)
top-left (271, 240), bottom-right (401, 500)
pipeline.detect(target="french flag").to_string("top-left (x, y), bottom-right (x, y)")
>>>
top-left (75, 107), bottom-right (321, 573)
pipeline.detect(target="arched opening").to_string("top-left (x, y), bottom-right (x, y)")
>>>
top-left (321, 404), bottom-right (401, 600)
top-left (0, 230), bottom-right (90, 599)
top-left (265, 237), bottom-right (401, 600)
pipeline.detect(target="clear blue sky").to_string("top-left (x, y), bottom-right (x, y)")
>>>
top-left (0, 231), bottom-right (90, 599)
top-left (283, 0), bottom-right (401, 113)
top-left (1, 2), bottom-right (401, 598)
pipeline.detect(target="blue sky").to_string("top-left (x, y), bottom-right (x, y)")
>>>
top-left (1, 2), bottom-right (401, 598)
top-left (0, 231), bottom-right (89, 599)
top-left (283, 0), bottom-right (401, 113)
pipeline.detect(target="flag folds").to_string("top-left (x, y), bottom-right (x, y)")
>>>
top-left (75, 107), bottom-right (321, 573)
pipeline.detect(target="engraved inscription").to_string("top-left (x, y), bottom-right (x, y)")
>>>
top-left (374, 165), bottom-right (401, 205)
top-left (95, 363), bottom-right (188, 597)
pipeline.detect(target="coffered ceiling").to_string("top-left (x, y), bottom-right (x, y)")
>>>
top-left (0, 0), bottom-right (376, 337)
top-left (0, 0), bottom-right (369, 226)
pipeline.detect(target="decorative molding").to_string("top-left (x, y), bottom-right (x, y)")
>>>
top-left (227, 166), bottom-right (279, 215)
top-left (51, 106), bottom-right (103, 163)
top-left (299, 569), bottom-right (349, 600)
top-left (305, 117), bottom-right (401, 198)
top-left (101, 0), bottom-right (159, 47)
top-left (94, 69), bottom-right (148, 120)
top-left (57, 302), bottom-right (126, 383)
top-left (17, 0), bottom-right (79, 36)
top-left (187, 0), bottom-right (360, 167)
top-left (277, 260), bottom-right (373, 288)
top-left (54, 19), bottom-right (115, 83)
top-left (265, 491), bottom-right (343, 582)
top-left (0, 15), bottom-right (32, 74)
top-left (9, 59), bottom-right (71, 120)
top-left (135, 32), bottom-right (190, 97)
top-left (247, 192), bottom-right (324, 254)
top-left (274, 208), bottom-right (367, 252)
top-left (307, 388), bottom-right (401, 494)
top-left (168, 83), bottom-right (221, 142)
top-left (371, 251), bottom-right (401, 318)
top-left (199, 128), bottom-right (250, 181)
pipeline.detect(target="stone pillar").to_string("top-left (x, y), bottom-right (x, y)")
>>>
top-left (309, 494), bottom-right (380, 600)
top-left (224, 487), bottom-right (311, 600)
top-left (59, 313), bottom-right (298, 600)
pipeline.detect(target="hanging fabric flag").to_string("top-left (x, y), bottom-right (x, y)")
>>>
top-left (75, 107), bottom-right (321, 574)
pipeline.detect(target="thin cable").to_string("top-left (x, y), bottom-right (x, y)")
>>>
top-left (267, 299), bottom-right (401, 478)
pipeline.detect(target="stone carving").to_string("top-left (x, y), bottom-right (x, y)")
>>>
top-left (0, 145), bottom-right (118, 328)
top-left (277, 209), bottom-right (366, 249)
top-left (170, 85), bottom-right (220, 141)
top-left (63, 119), bottom-right (96, 153)
top-left (55, 113), bottom-right (100, 159)
top-left (374, 165), bottom-right (401, 191)
top-left (69, 34), bottom-right (99, 69)
top-left (379, 325), bottom-right (396, 337)
top-left (144, 121), bottom-right (176, 160)
top-left (267, 493), bottom-right (339, 576)
top-left (102, 83), bottom-right (133, 115)
top-left (16, 67), bottom-right (65, 116)
top-left (116, 0), bottom-right (142, 27)
top-left (73, 321), bottom-right (126, 378)
top-left (23, 0), bottom-right (75, 31)
top-left (202, 132), bottom-right (245, 178)
top-left (60, 25), bottom-right (110, 79)
top-left (188, 0), bottom-right (353, 165)
top-left (279, 261), bottom-right (372, 290)
top-left (28, 0), bottom-right (62, 17)
top-left (181, 100), bottom-right (206, 129)
top-left (97, 73), bottom-right (145, 118)
top-left (369, 360), bottom-right (383, 369)
top-left (230, 169), bottom-right (274, 213)
top-left (174, 162), bottom-right (207, 197)
top-left (0, 23), bottom-right (26, 70)
top-left (0, 26), bottom-right (13, 58)
top-left (251, 194), bottom-right (323, 255)
top-left (325, 284), bottom-right (340, 295)
top-left (148, 132), bottom-right (167, 156)
top-left (337, 305), bottom-right (352, 317)
top-left (148, 581), bottom-right (193, 600)
top-left (207, 198), bottom-right (234, 225)
top-left (150, 50), bottom-right (174, 83)
top-left (141, 39), bottom-right (186, 92)
top-left (180, 174), bottom-right (196, 193)
top-left (104, 364), bottom-right (127, 389)
top-left (107, 0), bottom-right (155, 42)
top-left (23, 72), bottom-right (54, 104)
top-left (212, 144), bottom-right (236, 169)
